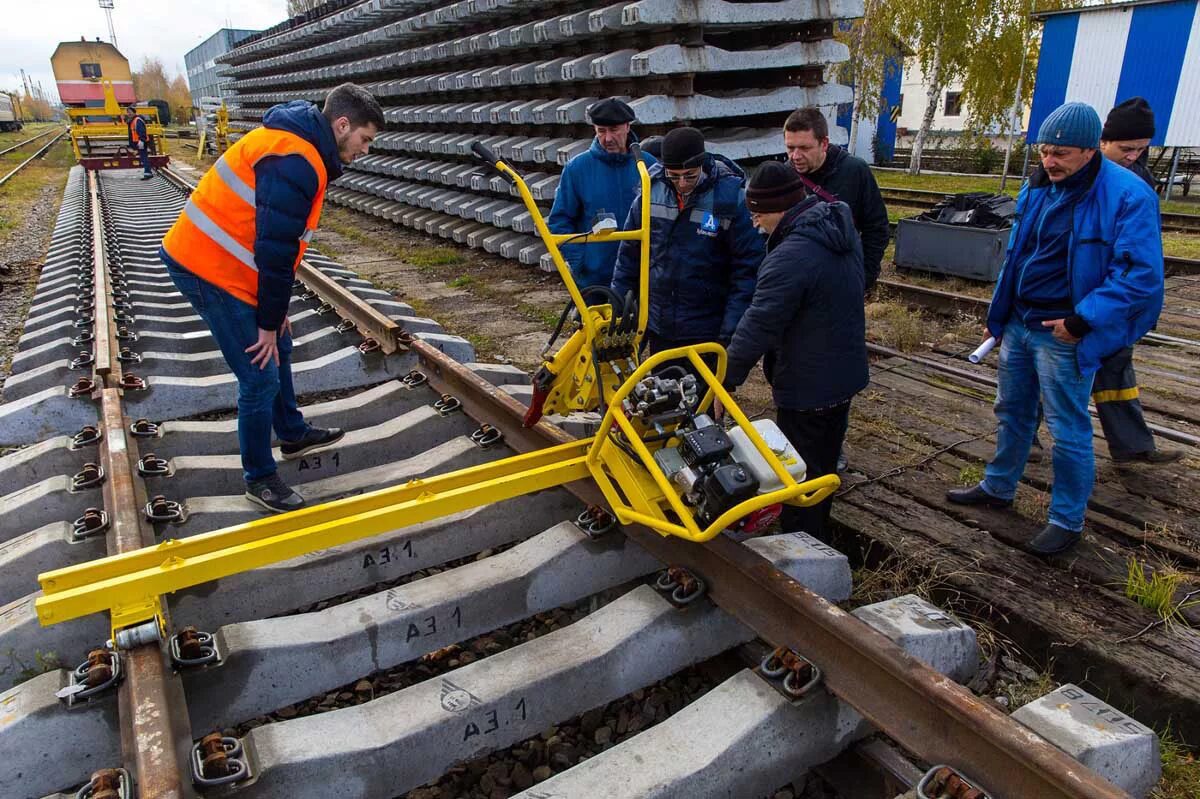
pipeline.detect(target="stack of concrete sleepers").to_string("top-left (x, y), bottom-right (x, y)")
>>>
top-left (218, 0), bottom-right (860, 269)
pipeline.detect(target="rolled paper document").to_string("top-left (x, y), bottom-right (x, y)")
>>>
top-left (968, 337), bottom-right (997, 364)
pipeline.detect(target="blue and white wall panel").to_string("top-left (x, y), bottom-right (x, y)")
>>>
top-left (1030, 0), bottom-right (1200, 146)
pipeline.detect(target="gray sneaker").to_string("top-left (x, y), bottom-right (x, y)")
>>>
top-left (280, 427), bottom-right (345, 460)
top-left (245, 473), bottom-right (305, 513)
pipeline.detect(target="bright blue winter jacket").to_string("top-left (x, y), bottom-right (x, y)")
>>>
top-left (610, 154), bottom-right (764, 343)
top-left (159, 101), bottom-right (344, 331)
top-left (987, 155), bottom-right (1163, 376)
top-left (546, 136), bottom-right (657, 288)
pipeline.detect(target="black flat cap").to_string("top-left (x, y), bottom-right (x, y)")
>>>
top-left (587, 98), bottom-right (636, 126)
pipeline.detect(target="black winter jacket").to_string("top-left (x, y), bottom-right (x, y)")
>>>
top-left (803, 145), bottom-right (889, 290)
top-left (724, 197), bottom-right (870, 411)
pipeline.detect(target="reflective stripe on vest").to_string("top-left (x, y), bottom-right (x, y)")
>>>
top-left (161, 127), bottom-right (328, 308)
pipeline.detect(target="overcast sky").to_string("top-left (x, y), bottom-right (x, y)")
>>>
top-left (1, 0), bottom-right (289, 102)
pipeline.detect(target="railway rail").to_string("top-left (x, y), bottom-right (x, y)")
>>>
top-left (0, 126), bottom-right (63, 159)
top-left (880, 184), bottom-right (1200, 236)
top-left (0, 129), bottom-right (68, 189)
top-left (0, 165), bottom-right (1147, 799)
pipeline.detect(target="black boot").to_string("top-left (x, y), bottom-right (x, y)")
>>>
top-left (946, 485), bottom-right (1012, 508)
top-left (1024, 523), bottom-right (1080, 556)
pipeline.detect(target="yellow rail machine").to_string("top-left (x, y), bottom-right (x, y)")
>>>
top-left (35, 140), bottom-right (839, 645)
top-left (67, 79), bottom-right (168, 171)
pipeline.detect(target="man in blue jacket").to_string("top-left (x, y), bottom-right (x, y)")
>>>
top-left (547, 98), bottom-right (656, 288)
top-left (947, 102), bottom-right (1164, 555)
top-left (125, 106), bottom-right (151, 179)
top-left (160, 84), bottom-right (383, 512)
top-left (610, 127), bottom-right (763, 353)
top-left (720, 162), bottom-right (868, 540)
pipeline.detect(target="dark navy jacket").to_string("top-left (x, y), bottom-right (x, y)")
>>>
top-left (126, 115), bottom-right (147, 146)
top-left (724, 198), bottom-right (869, 410)
top-left (987, 155), bottom-right (1163, 375)
top-left (610, 154), bottom-right (763, 343)
top-left (547, 135), bottom-right (656, 288)
top-left (160, 101), bottom-right (344, 331)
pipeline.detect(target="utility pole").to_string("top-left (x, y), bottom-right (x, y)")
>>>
top-left (1000, 0), bottom-right (1036, 191)
top-left (99, 0), bottom-right (118, 50)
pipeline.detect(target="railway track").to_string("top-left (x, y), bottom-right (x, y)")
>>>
top-left (880, 185), bottom-right (1200, 237)
top-left (875, 277), bottom-right (1200, 445)
top-left (0, 127), bottom-right (62, 159)
top-left (0, 166), bottom-right (1147, 799)
top-left (0, 129), bottom-right (68, 189)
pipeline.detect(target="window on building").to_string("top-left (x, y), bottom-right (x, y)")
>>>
top-left (944, 91), bottom-right (963, 117)
top-left (80, 63), bottom-right (102, 79)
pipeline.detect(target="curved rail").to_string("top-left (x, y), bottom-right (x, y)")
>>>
top-left (0, 128), bottom-right (68, 189)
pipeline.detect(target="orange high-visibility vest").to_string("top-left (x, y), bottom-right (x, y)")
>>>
top-left (128, 115), bottom-right (143, 143)
top-left (161, 127), bottom-right (328, 308)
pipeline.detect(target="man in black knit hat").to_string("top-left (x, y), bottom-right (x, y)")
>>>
top-left (611, 126), bottom-right (763, 354)
top-left (1093, 98), bottom-right (1178, 464)
top-left (718, 161), bottom-right (869, 540)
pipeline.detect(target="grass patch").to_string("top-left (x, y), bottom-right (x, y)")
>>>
top-left (1125, 556), bottom-right (1198, 627)
top-left (1011, 485), bottom-right (1050, 524)
top-left (446, 274), bottom-right (473, 288)
top-left (1162, 232), bottom-right (1200, 261)
top-left (874, 170), bottom-right (1012, 197)
top-left (1154, 728), bottom-right (1200, 799)
top-left (7, 649), bottom-right (62, 686)
top-left (407, 246), bottom-right (464, 268)
top-left (866, 301), bottom-right (926, 352)
top-left (957, 464), bottom-right (984, 486)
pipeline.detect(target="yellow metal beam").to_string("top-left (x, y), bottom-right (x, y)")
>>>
top-left (37, 439), bottom-right (593, 631)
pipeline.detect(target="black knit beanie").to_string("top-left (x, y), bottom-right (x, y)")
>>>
top-left (1102, 97), bottom-right (1155, 141)
top-left (660, 127), bottom-right (707, 169)
top-left (746, 161), bottom-right (808, 213)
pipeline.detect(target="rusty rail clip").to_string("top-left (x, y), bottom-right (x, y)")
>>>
top-left (70, 351), bottom-right (95, 370)
top-left (358, 337), bottom-right (382, 354)
top-left (116, 348), bottom-right (142, 364)
top-left (136, 453), bottom-right (170, 477)
top-left (72, 462), bottom-right (105, 490)
top-left (191, 733), bottom-right (250, 787)
top-left (759, 646), bottom-right (823, 700)
top-left (654, 566), bottom-right (707, 607)
top-left (434, 394), bottom-right (462, 416)
top-left (917, 765), bottom-right (992, 799)
top-left (576, 505), bottom-right (617, 538)
top-left (69, 377), bottom-right (97, 398)
top-left (118, 374), bottom-right (146, 391)
top-left (71, 425), bottom-right (102, 448)
top-left (314, 301), bottom-right (334, 315)
top-left (335, 317), bottom-right (356, 333)
top-left (144, 495), bottom-right (185, 524)
top-left (75, 767), bottom-right (132, 799)
top-left (469, 423), bottom-right (504, 449)
top-left (402, 369), bottom-right (428, 388)
top-left (71, 508), bottom-right (110, 541)
top-left (129, 418), bottom-right (159, 437)
top-left (115, 326), bottom-right (138, 342)
top-left (57, 647), bottom-right (123, 706)
top-left (72, 331), bottom-right (95, 347)
top-left (171, 627), bottom-right (219, 668)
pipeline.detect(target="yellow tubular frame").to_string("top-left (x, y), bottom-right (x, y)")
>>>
top-left (586, 344), bottom-right (840, 542)
top-left (493, 154), bottom-right (651, 351)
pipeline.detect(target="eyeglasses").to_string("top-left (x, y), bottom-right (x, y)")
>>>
top-left (665, 169), bottom-right (702, 185)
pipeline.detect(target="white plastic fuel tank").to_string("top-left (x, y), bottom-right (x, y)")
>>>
top-left (727, 419), bottom-right (807, 492)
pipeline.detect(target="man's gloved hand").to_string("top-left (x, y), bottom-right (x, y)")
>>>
top-left (137, 141), bottom-right (145, 150)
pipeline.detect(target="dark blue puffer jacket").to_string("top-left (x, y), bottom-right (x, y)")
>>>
top-left (547, 135), bottom-right (656, 288)
top-left (160, 101), bottom-right (345, 331)
top-left (248, 101), bottom-right (344, 330)
top-left (610, 153), bottom-right (764, 343)
top-left (725, 197), bottom-right (869, 411)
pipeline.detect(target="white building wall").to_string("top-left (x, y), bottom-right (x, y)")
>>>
top-left (895, 57), bottom-right (1030, 138)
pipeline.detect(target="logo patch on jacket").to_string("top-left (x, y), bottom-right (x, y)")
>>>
top-left (698, 212), bottom-right (719, 237)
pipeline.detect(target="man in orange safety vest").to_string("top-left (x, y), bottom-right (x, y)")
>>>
top-left (160, 83), bottom-right (383, 512)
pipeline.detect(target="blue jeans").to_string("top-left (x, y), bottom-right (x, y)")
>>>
top-left (981, 319), bottom-right (1096, 532)
top-left (165, 262), bottom-right (308, 482)
top-left (136, 143), bottom-right (151, 176)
